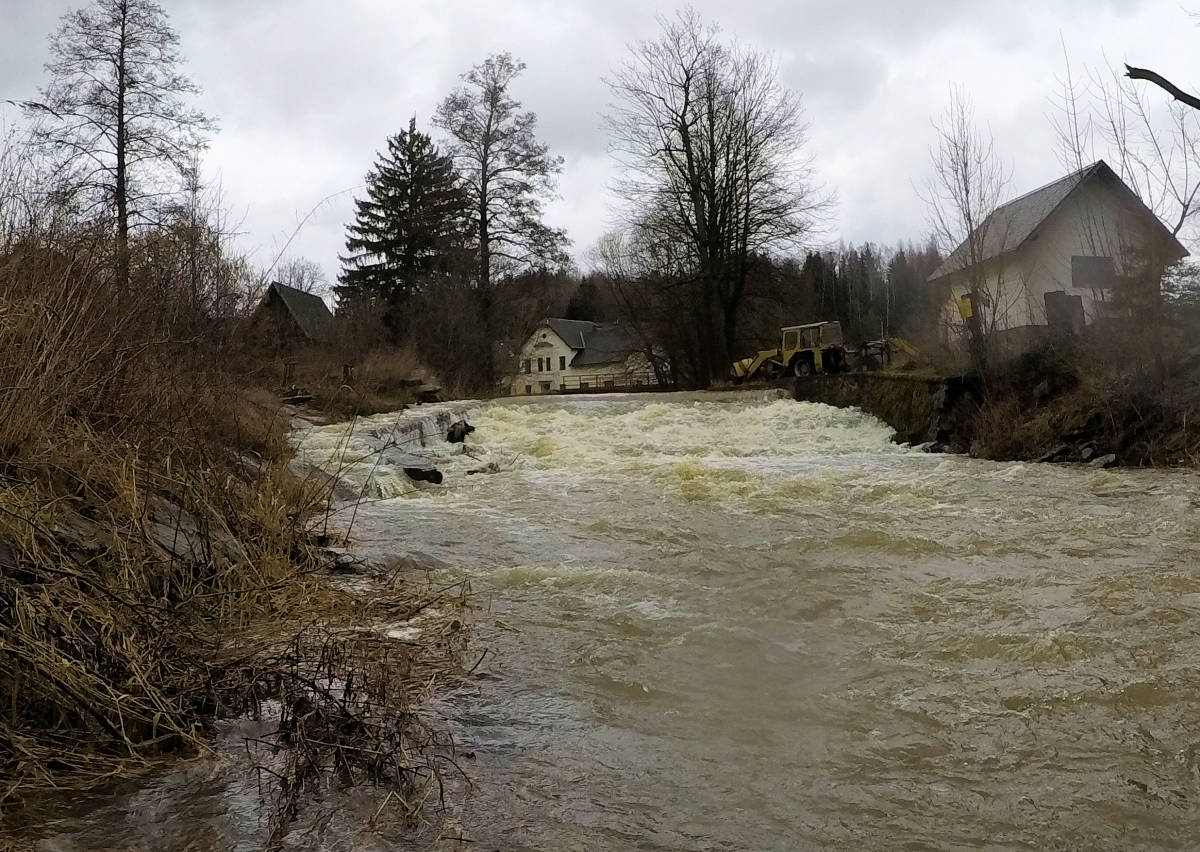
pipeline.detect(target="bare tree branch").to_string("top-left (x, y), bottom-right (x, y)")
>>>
top-left (1126, 64), bottom-right (1200, 113)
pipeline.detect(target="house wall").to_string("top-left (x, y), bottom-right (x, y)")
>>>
top-left (940, 177), bottom-right (1172, 345)
top-left (508, 326), bottom-right (655, 396)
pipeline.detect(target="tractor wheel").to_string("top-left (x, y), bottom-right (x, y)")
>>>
top-left (792, 357), bottom-right (814, 377)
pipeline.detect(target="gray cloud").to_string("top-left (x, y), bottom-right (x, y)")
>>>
top-left (2, 0), bottom-right (1196, 290)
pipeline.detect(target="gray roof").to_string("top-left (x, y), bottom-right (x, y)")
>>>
top-left (544, 318), bottom-right (595, 349)
top-left (268, 281), bottom-right (334, 341)
top-left (929, 160), bottom-right (1187, 282)
top-left (542, 318), bottom-right (637, 366)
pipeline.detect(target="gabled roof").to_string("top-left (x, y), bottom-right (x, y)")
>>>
top-left (537, 318), bottom-right (638, 367)
top-left (267, 281), bottom-right (334, 341)
top-left (572, 325), bottom-right (636, 366)
top-left (544, 318), bottom-right (596, 349)
top-left (929, 160), bottom-right (1187, 282)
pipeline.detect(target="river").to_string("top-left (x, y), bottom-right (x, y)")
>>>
top-left (28, 390), bottom-right (1200, 850)
top-left (296, 390), bottom-right (1200, 850)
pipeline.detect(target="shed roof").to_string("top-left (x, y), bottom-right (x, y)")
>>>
top-left (267, 281), bottom-right (334, 341)
top-left (928, 160), bottom-right (1187, 282)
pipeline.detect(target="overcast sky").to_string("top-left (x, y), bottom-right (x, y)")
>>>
top-left (2, 0), bottom-right (1198, 292)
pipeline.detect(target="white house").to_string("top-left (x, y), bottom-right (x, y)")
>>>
top-left (509, 318), bottom-right (656, 396)
top-left (928, 160), bottom-right (1188, 350)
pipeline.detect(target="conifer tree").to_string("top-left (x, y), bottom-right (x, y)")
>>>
top-left (337, 118), bottom-right (470, 311)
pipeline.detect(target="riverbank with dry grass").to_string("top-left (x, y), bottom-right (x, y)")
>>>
top-left (0, 235), bottom-right (473, 849)
top-left (0, 389), bottom-right (474, 851)
top-left (965, 343), bottom-right (1200, 467)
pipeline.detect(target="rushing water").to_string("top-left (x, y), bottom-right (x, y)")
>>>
top-left (290, 391), bottom-right (1200, 850)
top-left (29, 391), bottom-right (1200, 850)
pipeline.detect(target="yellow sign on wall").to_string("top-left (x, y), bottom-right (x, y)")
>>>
top-left (957, 295), bottom-right (973, 320)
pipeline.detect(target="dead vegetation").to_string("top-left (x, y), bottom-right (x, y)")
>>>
top-left (276, 346), bottom-right (438, 420)
top-left (0, 171), bottom-right (467, 846)
top-left (962, 324), bottom-right (1200, 466)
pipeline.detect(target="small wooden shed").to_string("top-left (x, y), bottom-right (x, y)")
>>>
top-left (250, 281), bottom-right (334, 347)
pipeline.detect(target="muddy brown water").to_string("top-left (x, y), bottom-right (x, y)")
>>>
top-left (28, 391), bottom-right (1200, 850)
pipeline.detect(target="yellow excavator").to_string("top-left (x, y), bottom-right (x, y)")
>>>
top-left (731, 322), bottom-right (920, 381)
top-left (731, 321), bottom-right (847, 381)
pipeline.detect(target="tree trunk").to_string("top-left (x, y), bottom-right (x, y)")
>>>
top-left (965, 286), bottom-right (988, 377)
top-left (114, 2), bottom-right (129, 290)
top-left (478, 193), bottom-right (489, 291)
top-left (721, 301), bottom-right (738, 375)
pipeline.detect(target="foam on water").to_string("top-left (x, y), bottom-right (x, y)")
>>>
top-left (296, 391), bottom-right (906, 508)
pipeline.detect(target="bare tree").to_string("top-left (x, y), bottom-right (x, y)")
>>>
top-left (275, 257), bottom-right (329, 296)
top-left (605, 10), bottom-right (826, 384)
top-left (921, 87), bottom-right (1012, 373)
top-left (29, 0), bottom-right (214, 288)
top-left (591, 228), bottom-right (688, 385)
top-left (433, 52), bottom-right (569, 294)
top-left (1054, 58), bottom-right (1200, 245)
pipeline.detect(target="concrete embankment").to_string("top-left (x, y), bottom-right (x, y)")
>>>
top-left (793, 372), bottom-right (979, 450)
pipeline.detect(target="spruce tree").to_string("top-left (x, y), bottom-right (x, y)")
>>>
top-left (337, 119), bottom-right (469, 312)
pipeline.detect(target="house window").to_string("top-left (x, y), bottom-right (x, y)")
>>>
top-left (523, 359), bottom-right (531, 374)
top-left (1072, 256), bottom-right (1115, 290)
top-left (559, 355), bottom-right (566, 370)
top-left (525, 384), bottom-right (532, 395)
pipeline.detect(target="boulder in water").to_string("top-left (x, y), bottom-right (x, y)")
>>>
top-left (404, 467), bottom-right (444, 485)
top-left (447, 420), bottom-right (475, 444)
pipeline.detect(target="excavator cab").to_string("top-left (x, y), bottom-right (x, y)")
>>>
top-left (780, 321), bottom-right (845, 376)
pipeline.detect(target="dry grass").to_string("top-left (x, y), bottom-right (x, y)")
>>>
top-left (270, 346), bottom-right (436, 420)
top-left (0, 218), bottom-right (467, 843)
top-left (967, 329), bottom-right (1200, 466)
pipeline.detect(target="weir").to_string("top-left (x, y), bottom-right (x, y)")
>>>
top-left (296, 403), bottom-right (477, 498)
